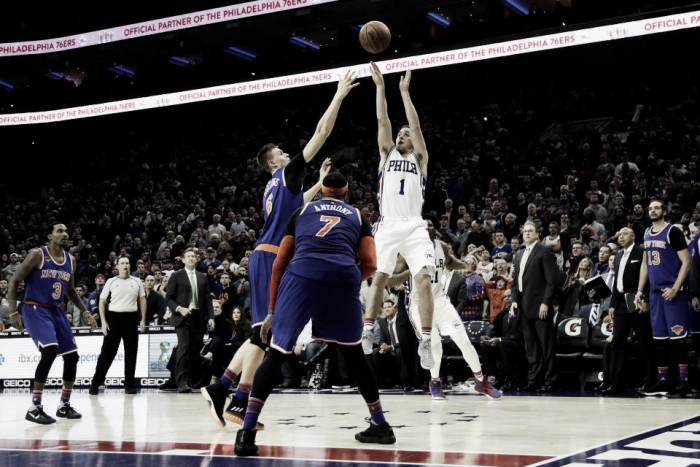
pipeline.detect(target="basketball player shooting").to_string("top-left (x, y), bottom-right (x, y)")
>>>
top-left (362, 62), bottom-right (436, 370)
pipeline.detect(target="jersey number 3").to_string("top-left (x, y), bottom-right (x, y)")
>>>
top-left (316, 215), bottom-right (340, 237)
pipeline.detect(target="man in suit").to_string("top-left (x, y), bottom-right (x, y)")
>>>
top-left (601, 227), bottom-right (656, 395)
top-left (372, 299), bottom-right (402, 388)
top-left (166, 247), bottom-right (215, 392)
top-left (480, 289), bottom-right (526, 390)
top-left (510, 221), bottom-right (559, 392)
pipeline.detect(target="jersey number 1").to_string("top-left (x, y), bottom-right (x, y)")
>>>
top-left (399, 179), bottom-right (405, 195)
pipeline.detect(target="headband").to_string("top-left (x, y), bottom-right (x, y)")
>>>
top-left (321, 183), bottom-right (348, 196)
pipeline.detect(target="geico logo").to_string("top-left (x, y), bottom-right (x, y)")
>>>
top-left (140, 378), bottom-right (168, 386)
top-left (75, 377), bottom-right (93, 385)
top-left (601, 322), bottom-right (614, 336)
top-left (46, 378), bottom-right (64, 385)
top-left (565, 319), bottom-right (583, 336)
top-left (3, 379), bottom-right (32, 387)
top-left (105, 377), bottom-right (125, 385)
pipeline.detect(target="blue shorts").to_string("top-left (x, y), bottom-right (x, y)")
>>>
top-left (649, 290), bottom-right (692, 339)
top-left (22, 303), bottom-right (78, 355)
top-left (248, 249), bottom-right (275, 325)
top-left (270, 272), bottom-right (362, 353)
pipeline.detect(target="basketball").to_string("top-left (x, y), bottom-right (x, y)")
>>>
top-left (359, 21), bottom-right (391, 54)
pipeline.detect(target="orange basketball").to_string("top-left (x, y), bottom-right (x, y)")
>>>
top-left (359, 21), bottom-right (391, 54)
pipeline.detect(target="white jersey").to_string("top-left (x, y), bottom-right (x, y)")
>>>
top-left (407, 239), bottom-right (446, 307)
top-left (377, 147), bottom-right (426, 218)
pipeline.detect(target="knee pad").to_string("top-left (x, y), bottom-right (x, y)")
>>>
top-left (35, 346), bottom-right (59, 383)
top-left (62, 352), bottom-right (79, 382)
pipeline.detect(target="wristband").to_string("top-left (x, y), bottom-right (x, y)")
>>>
top-left (267, 311), bottom-right (274, 317)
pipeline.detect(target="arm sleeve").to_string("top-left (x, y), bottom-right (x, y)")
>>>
top-left (283, 153), bottom-right (307, 195)
top-left (358, 216), bottom-right (377, 281)
top-left (669, 226), bottom-right (688, 251)
top-left (269, 236), bottom-right (296, 311)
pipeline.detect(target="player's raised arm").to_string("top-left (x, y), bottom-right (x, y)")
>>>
top-left (370, 62), bottom-right (393, 166)
top-left (399, 70), bottom-right (429, 175)
top-left (302, 70), bottom-right (358, 163)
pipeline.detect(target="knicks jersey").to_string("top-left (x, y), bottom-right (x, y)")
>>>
top-left (406, 239), bottom-right (446, 308)
top-left (377, 147), bottom-right (426, 218)
top-left (644, 223), bottom-right (687, 290)
top-left (257, 166), bottom-right (304, 247)
top-left (24, 246), bottom-right (73, 307)
top-left (287, 199), bottom-right (364, 282)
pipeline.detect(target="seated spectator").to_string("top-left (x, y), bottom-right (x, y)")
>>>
top-left (457, 255), bottom-right (487, 321)
top-left (67, 283), bottom-right (90, 327)
top-left (371, 299), bottom-right (403, 389)
top-left (485, 275), bottom-right (513, 322)
top-left (480, 290), bottom-right (526, 390)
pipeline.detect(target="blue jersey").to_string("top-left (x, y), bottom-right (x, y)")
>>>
top-left (24, 246), bottom-right (73, 307)
top-left (257, 166), bottom-right (304, 248)
top-left (644, 223), bottom-right (688, 291)
top-left (286, 199), bottom-right (370, 282)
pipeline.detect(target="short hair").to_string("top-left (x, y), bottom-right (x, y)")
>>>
top-left (422, 213), bottom-right (439, 228)
top-left (256, 143), bottom-right (278, 170)
top-left (47, 222), bottom-right (64, 236)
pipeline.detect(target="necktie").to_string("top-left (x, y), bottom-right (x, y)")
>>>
top-left (616, 250), bottom-right (630, 293)
top-left (189, 271), bottom-right (198, 308)
top-left (517, 247), bottom-right (531, 291)
top-left (589, 303), bottom-right (600, 327)
top-left (388, 320), bottom-right (397, 347)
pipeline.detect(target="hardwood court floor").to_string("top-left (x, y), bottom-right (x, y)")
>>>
top-left (0, 386), bottom-right (698, 466)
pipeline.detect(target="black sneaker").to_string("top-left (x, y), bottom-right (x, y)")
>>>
top-left (88, 385), bottom-right (99, 396)
top-left (56, 402), bottom-right (82, 419)
top-left (354, 420), bottom-right (396, 444)
top-left (158, 379), bottom-right (178, 392)
top-left (234, 429), bottom-right (258, 456)
top-left (200, 383), bottom-right (228, 428)
top-left (639, 379), bottom-right (671, 396)
top-left (26, 405), bottom-right (56, 425)
top-left (223, 398), bottom-right (265, 430)
top-left (668, 380), bottom-right (690, 398)
top-left (125, 387), bottom-right (138, 395)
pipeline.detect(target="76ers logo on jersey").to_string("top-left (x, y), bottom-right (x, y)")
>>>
top-left (424, 250), bottom-right (435, 261)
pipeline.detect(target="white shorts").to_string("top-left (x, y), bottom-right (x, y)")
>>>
top-left (409, 295), bottom-right (466, 341)
top-left (374, 217), bottom-right (435, 275)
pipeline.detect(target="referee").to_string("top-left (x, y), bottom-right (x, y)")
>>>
top-left (89, 256), bottom-right (147, 395)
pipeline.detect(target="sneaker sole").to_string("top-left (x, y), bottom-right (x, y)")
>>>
top-left (431, 396), bottom-right (447, 400)
top-left (200, 388), bottom-right (225, 428)
top-left (223, 411), bottom-right (266, 431)
top-left (474, 386), bottom-right (503, 401)
top-left (26, 414), bottom-right (56, 425)
top-left (56, 414), bottom-right (82, 419)
top-left (354, 434), bottom-right (396, 444)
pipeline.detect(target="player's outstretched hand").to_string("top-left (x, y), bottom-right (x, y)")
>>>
top-left (399, 69), bottom-right (412, 92)
top-left (10, 312), bottom-right (24, 332)
top-left (336, 69), bottom-right (359, 98)
top-left (369, 62), bottom-right (384, 87)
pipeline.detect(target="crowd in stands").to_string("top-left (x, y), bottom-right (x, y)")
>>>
top-left (2, 30), bottom-right (700, 393)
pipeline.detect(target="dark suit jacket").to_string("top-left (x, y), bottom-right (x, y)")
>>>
top-left (511, 242), bottom-right (558, 318)
top-left (609, 244), bottom-right (645, 310)
top-left (446, 270), bottom-right (467, 309)
top-left (377, 317), bottom-right (400, 349)
top-left (165, 268), bottom-right (215, 327)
